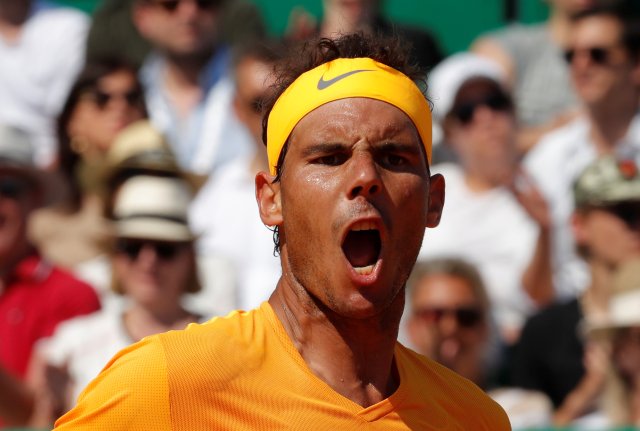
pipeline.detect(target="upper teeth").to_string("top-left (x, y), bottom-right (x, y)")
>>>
top-left (351, 221), bottom-right (377, 231)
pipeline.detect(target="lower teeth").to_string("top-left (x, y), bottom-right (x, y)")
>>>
top-left (354, 264), bottom-right (374, 275)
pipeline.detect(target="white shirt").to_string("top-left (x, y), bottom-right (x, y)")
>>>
top-left (190, 154), bottom-right (281, 311)
top-left (38, 304), bottom-right (133, 403)
top-left (0, 2), bottom-right (88, 166)
top-left (140, 51), bottom-right (253, 174)
top-left (418, 163), bottom-right (537, 331)
top-left (523, 113), bottom-right (640, 298)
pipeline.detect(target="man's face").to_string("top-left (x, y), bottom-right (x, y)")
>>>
top-left (573, 201), bottom-right (640, 266)
top-left (272, 98), bottom-right (444, 319)
top-left (134, 0), bottom-right (223, 58)
top-left (233, 56), bottom-right (275, 147)
top-left (446, 79), bottom-right (517, 181)
top-left (407, 273), bottom-right (488, 381)
top-left (567, 15), bottom-right (638, 108)
top-left (0, 174), bottom-right (38, 262)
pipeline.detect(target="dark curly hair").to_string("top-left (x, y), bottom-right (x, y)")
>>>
top-left (260, 32), bottom-right (430, 254)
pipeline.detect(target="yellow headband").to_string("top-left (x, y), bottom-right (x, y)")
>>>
top-left (266, 57), bottom-right (432, 175)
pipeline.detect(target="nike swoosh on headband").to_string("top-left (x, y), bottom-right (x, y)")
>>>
top-left (317, 69), bottom-right (374, 90)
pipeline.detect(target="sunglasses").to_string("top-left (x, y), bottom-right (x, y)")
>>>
top-left (603, 202), bottom-right (640, 229)
top-left (148, 0), bottom-right (222, 12)
top-left (0, 177), bottom-right (32, 200)
top-left (115, 239), bottom-right (188, 261)
top-left (563, 46), bottom-right (614, 65)
top-left (450, 93), bottom-right (512, 124)
top-left (413, 306), bottom-right (484, 329)
top-left (81, 88), bottom-right (144, 110)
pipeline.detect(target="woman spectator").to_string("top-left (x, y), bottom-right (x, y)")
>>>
top-left (29, 59), bottom-right (147, 290)
top-left (29, 175), bottom-right (202, 427)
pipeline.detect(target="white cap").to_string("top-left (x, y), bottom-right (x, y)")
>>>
top-left (113, 175), bottom-right (194, 242)
top-left (428, 53), bottom-right (506, 144)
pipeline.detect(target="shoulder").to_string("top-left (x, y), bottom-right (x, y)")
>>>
top-left (522, 298), bottom-right (580, 335)
top-left (29, 5), bottom-right (89, 36)
top-left (524, 117), bottom-right (589, 172)
top-left (54, 335), bottom-right (173, 430)
top-left (396, 345), bottom-right (511, 429)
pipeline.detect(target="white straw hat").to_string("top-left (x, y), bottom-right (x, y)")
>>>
top-left (113, 175), bottom-right (194, 242)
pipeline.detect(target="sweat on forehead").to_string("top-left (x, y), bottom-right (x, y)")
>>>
top-left (265, 57), bottom-right (432, 175)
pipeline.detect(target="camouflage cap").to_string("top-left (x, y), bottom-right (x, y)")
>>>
top-left (574, 155), bottom-right (640, 207)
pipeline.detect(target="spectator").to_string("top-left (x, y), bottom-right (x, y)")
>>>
top-left (0, 0), bottom-right (89, 167)
top-left (523, 2), bottom-right (640, 300)
top-left (189, 39), bottom-right (285, 312)
top-left (86, 0), bottom-right (265, 69)
top-left (0, 124), bottom-right (100, 426)
top-left (471, 0), bottom-right (595, 154)
top-left (103, 119), bottom-right (236, 317)
top-left (286, 0), bottom-right (443, 72)
top-left (419, 53), bottom-right (553, 344)
top-left (406, 257), bottom-right (553, 429)
top-left (132, 0), bottom-right (256, 174)
top-left (513, 155), bottom-right (640, 426)
top-left (585, 259), bottom-right (640, 428)
top-left (30, 175), bottom-right (203, 427)
top-left (28, 59), bottom-right (147, 292)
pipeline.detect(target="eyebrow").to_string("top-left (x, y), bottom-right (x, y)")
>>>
top-left (300, 142), bottom-right (348, 158)
top-left (375, 141), bottom-right (422, 155)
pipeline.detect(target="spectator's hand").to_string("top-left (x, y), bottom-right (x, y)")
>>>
top-left (509, 168), bottom-right (552, 230)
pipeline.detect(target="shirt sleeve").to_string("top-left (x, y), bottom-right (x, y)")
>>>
top-left (53, 335), bottom-right (172, 430)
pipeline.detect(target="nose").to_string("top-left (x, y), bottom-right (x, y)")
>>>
top-left (179, 0), bottom-right (200, 16)
top-left (438, 312), bottom-right (459, 336)
top-left (136, 244), bottom-right (160, 267)
top-left (348, 152), bottom-right (381, 199)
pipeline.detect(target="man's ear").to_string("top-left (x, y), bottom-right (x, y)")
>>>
top-left (426, 173), bottom-right (445, 228)
top-left (132, 2), bottom-right (151, 38)
top-left (255, 171), bottom-right (283, 227)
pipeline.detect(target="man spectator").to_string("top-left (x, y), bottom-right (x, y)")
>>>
top-left (132, 0), bottom-right (257, 174)
top-left (524, 2), bottom-right (640, 299)
top-left (190, 40), bottom-right (286, 312)
top-left (0, 0), bottom-right (88, 167)
top-left (514, 155), bottom-right (640, 426)
top-left (406, 257), bottom-right (554, 429)
top-left (0, 124), bottom-right (100, 425)
top-left (420, 53), bottom-right (553, 344)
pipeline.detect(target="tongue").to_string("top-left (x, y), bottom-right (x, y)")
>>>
top-left (342, 230), bottom-right (380, 268)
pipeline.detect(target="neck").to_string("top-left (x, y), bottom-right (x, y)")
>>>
top-left (0, 243), bottom-right (33, 292)
top-left (463, 164), bottom-right (514, 192)
top-left (269, 270), bottom-right (401, 407)
top-left (162, 55), bottom-right (210, 119)
top-left (0, 1), bottom-right (31, 41)
top-left (547, 7), bottom-right (573, 47)
top-left (588, 99), bottom-right (638, 153)
top-left (124, 302), bottom-right (194, 341)
top-left (583, 260), bottom-right (617, 318)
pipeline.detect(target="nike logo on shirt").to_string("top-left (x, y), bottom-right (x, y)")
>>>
top-left (317, 69), bottom-right (374, 90)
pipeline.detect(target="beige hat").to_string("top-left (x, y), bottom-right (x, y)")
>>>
top-left (0, 124), bottom-right (66, 206)
top-left (106, 120), bottom-right (206, 192)
top-left (574, 156), bottom-right (640, 207)
top-left (112, 175), bottom-right (194, 242)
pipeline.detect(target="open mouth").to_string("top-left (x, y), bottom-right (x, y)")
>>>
top-left (341, 221), bottom-right (382, 275)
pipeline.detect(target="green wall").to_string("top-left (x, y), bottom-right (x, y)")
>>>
top-left (55, 0), bottom-right (550, 54)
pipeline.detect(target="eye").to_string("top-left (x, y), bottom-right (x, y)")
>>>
top-left (382, 153), bottom-right (408, 167)
top-left (313, 153), bottom-right (347, 166)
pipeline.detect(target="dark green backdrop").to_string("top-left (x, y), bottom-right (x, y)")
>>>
top-left (55, 0), bottom-right (550, 54)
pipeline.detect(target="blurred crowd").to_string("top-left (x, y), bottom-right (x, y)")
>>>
top-left (2, 0), bottom-right (640, 429)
